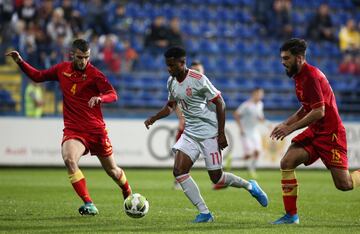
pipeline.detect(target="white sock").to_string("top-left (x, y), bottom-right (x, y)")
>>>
top-left (176, 174), bottom-right (209, 214)
top-left (216, 172), bottom-right (252, 190)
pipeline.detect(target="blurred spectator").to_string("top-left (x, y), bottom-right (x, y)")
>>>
top-left (85, 0), bottom-right (109, 35)
top-left (338, 53), bottom-right (357, 74)
top-left (102, 35), bottom-right (122, 74)
top-left (121, 40), bottom-right (138, 73)
top-left (16, 0), bottom-right (37, 27)
top-left (46, 8), bottom-right (73, 46)
top-left (107, 3), bottom-right (132, 39)
top-left (16, 21), bottom-right (38, 66)
top-left (338, 19), bottom-right (360, 53)
top-left (306, 4), bottom-right (336, 42)
top-left (89, 33), bottom-right (102, 66)
top-left (0, 0), bottom-right (14, 64)
top-left (25, 81), bottom-right (44, 118)
top-left (144, 16), bottom-right (170, 54)
top-left (253, 0), bottom-right (273, 36)
top-left (60, 0), bottom-right (84, 35)
top-left (36, 0), bottom-right (54, 30)
top-left (167, 17), bottom-right (184, 47)
top-left (267, 0), bottom-right (293, 39)
top-left (48, 35), bottom-right (68, 65)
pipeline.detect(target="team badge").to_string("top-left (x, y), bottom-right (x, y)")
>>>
top-left (186, 86), bottom-right (192, 96)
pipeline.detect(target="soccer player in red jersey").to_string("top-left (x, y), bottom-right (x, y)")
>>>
top-left (6, 39), bottom-right (132, 216)
top-left (271, 38), bottom-right (360, 224)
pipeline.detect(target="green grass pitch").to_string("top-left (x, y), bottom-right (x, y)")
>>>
top-left (0, 168), bottom-right (359, 233)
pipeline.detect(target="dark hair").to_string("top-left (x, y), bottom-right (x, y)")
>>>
top-left (191, 60), bottom-right (202, 66)
top-left (280, 38), bottom-right (307, 56)
top-left (164, 46), bottom-right (186, 59)
top-left (72, 39), bottom-right (90, 52)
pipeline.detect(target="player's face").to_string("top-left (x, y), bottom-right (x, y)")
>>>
top-left (165, 57), bottom-right (185, 78)
top-left (253, 89), bottom-right (264, 102)
top-left (281, 50), bottom-right (298, 77)
top-left (73, 49), bottom-right (90, 71)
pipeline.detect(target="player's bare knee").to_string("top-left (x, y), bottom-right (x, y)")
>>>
top-left (63, 156), bottom-right (77, 170)
top-left (173, 167), bottom-right (188, 177)
top-left (280, 158), bottom-right (294, 170)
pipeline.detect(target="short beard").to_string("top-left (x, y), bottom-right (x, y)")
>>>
top-left (286, 63), bottom-right (298, 78)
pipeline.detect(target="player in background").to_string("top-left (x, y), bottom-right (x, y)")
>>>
top-left (271, 38), bottom-right (360, 224)
top-left (233, 87), bottom-right (265, 179)
top-left (214, 87), bottom-right (265, 192)
top-left (145, 47), bottom-right (268, 223)
top-left (173, 60), bottom-right (205, 190)
top-left (6, 39), bottom-right (132, 216)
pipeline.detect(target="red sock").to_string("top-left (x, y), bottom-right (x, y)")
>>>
top-left (69, 170), bottom-right (92, 203)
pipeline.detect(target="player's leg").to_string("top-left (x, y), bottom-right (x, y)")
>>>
top-left (173, 150), bottom-right (213, 222)
top-left (248, 150), bottom-right (259, 178)
top-left (330, 167), bottom-right (353, 191)
top-left (62, 139), bottom-right (97, 215)
top-left (207, 160), bottom-right (268, 207)
top-left (272, 143), bottom-right (309, 224)
top-left (97, 154), bottom-right (132, 199)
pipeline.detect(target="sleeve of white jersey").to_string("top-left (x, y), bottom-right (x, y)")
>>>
top-left (200, 75), bottom-right (221, 101)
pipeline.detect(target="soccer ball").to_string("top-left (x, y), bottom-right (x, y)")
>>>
top-left (124, 193), bottom-right (149, 218)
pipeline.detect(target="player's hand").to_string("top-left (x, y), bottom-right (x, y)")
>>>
top-left (144, 117), bottom-right (156, 129)
top-left (88, 96), bottom-right (101, 108)
top-left (6, 51), bottom-right (23, 64)
top-left (270, 123), bottom-right (293, 141)
top-left (218, 132), bottom-right (228, 150)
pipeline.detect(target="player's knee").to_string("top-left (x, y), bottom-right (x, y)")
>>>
top-left (63, 156), bottom-right (77, 170)
top-left (173, 167), bottom-right (188, 177)
top-left (280, 158), bottom-right (294, 170)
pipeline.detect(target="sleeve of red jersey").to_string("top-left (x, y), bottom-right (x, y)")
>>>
top-left (303, 75), bottom-right (324, 109)
top-left (18, 60), bottom-right (59, 82)
top-left (96, 71), bottom-right (118, 103)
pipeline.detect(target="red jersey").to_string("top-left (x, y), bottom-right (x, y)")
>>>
top-left (19, 61), bottom-right (117, 133)
top-left (293, 62), bottom-right (344, 134)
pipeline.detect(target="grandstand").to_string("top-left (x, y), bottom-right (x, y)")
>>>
top-left (0, 0), bottom-right (359, 119)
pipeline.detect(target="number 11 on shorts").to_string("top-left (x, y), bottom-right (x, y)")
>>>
top-left (211, 152), bottom-right (221, 165)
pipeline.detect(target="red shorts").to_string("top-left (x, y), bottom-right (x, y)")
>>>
top-left (292, 127), bottom-right (348, 170)
top-left (62, 128), bottom-right (113, 157)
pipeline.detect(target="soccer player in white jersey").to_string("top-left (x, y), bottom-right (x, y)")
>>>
top-left (144, 47), bottom-right (268, 223)
top-left (234, 88), bottom-right (265, 178)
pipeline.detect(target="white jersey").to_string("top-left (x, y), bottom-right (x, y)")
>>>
top-left (167, 69), bottom-right (220, 140)
top-left (235, 99), bottom-right (264, 135)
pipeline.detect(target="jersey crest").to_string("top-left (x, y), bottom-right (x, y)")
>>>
top-left (186, 86), bottom-right (192, 97)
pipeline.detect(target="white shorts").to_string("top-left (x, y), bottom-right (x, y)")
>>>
top-left (241, 132), bottom-right (262, 155)
top-left (172, 134), bottom-right (222, 171)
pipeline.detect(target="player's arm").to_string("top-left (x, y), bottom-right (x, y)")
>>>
top-left (6, 51), bottom-right (58, 82)
top-left (89, 72), bottom-right (118, 108)
top-left (233, 109), bottom-right (245, 136)
top-left (271, 105), bottom-right (324, 141)
top-left (212, 95), bottom-right (228, 150)
top-left (175, 106), bottom-right (185, 131)
top-left (144, 100), bottom-right (176, 129)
